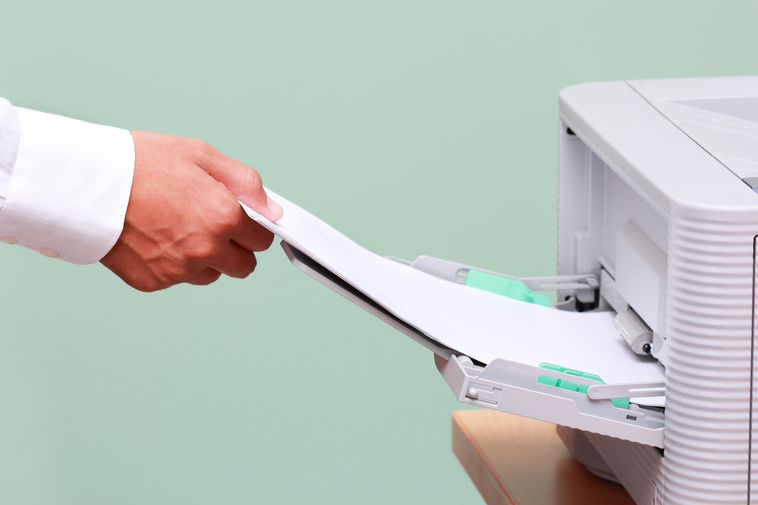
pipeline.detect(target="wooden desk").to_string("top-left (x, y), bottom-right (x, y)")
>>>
top-left (452, 410), bottom-right (635, 505)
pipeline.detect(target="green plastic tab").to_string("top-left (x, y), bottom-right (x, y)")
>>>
top-left (464, 270), bottom-right (551, 307)
top-left (610, 397), bottom-right (630, 409)
top-left (537, 375), bottom-right (559, 387)
top-left (536, 362), bottom-right (630, 409)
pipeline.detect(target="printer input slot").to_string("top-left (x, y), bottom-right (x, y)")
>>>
top-left (386, 254), bottom-right (664, 359)
top-left (387, 254), bottom-right (600, 310)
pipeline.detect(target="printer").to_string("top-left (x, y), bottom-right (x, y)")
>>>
top-left (246, 76), bottom-right (758, 505)
top-left (552, 76), bottom-right (758, 505)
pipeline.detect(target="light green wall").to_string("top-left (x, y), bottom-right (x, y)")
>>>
top-left (1, 1), bottom-right (756, 503)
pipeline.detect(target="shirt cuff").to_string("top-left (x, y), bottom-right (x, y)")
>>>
top-left (0, 107), bottom-right (135, 264)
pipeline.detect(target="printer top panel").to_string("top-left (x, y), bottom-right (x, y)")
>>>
top-left (559, 76), bottom-right (758, 215)
top-left (629, 76), bottom-right (758, 183)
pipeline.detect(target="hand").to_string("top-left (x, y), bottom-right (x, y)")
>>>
top-left (101, 131), bottom-right (283, 292)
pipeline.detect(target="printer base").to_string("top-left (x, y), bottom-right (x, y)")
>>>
top-left (556, 425), bottom-right (620, 484)
top-left (452, 409), bottom-right (634, 505)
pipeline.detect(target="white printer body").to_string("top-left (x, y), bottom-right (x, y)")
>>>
top-left (547, 77), bottom-right (758, 505)
top-left (430, 76), bottom-right (758, 504)
top-left (262, 76), bottom-right (758, 505)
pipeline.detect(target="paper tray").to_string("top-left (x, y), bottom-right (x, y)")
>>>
top-left (283, 241), bottom-right (664, 448)
top-left (242, 189), bottom-right (666, 446)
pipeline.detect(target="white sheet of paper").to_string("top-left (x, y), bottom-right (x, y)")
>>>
top-left (242, 189), bottom-right (665, 395)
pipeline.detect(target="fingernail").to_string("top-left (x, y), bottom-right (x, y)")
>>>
top-left (267, 198), bottom-right (284, 220)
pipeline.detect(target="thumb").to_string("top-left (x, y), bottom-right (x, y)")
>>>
top-left (199, 149), bottom-right (283, 222)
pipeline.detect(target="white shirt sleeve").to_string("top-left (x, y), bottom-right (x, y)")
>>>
top-left (0, 97), bottom-right (135, 264)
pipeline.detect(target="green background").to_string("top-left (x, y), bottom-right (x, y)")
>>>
top-left (1, 1), bottom-right (756, 503)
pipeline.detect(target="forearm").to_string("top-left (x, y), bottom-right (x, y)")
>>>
top-left (0, 97), bottom-right (282, 291)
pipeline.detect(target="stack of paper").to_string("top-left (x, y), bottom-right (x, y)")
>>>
top-left (242, 189), bottom-right (665, 390)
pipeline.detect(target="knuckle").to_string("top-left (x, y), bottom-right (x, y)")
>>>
top-left (247, 227), bottom-right (275, 252)
top-left (231, 257), bottom-right (257, 279)
top-left (245, 261), bottom-right (257, 276)
top-left (214, 199), bottom-right (241, 231)
top-left (187, 240), bottom-right (217, 261)
top-left (220, 250), bottom-right (257, 279)
top-left (165, 263), bottom-right (190, 282)
top-left (133, 277), bottom-right (162, 292)
top-left (243, 167), bottom-right (263, 194)
top-left (187, 138), bottom-right (215, 159)
top-left (192, 269), bottom-right (221, 286)
top-left (242, 256), bottom-right (258, 276)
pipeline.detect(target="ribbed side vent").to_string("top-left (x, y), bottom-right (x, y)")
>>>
top-left (664, 204), bottom-right (757, 504)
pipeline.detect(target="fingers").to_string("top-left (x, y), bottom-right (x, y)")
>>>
top-left (187, 172), bottom-right (270, 280)
top-left (194, 143), bottom-right (284, 222)
top-left (186, 241), bottom-right (258, 285)
top-left (185, 241), bottom-right (257, 286)
top-left (105, 132), bottom-right (277, 292)
top-left (207, 240), bottom-right (259, 279)
top-left (187, 268), bottom-right (223, 286)
top-left (229, 204), bottom-right (275, 252)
